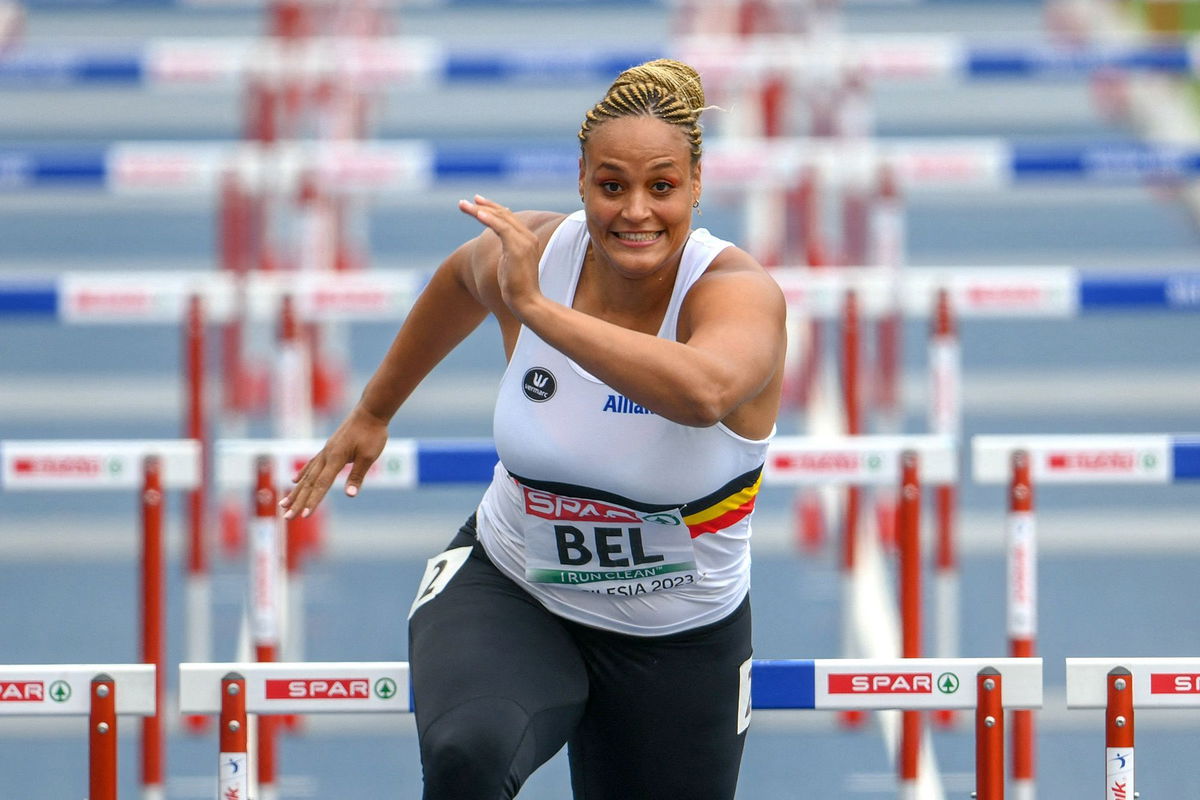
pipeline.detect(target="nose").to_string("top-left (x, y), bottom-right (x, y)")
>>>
top-left (621, 188), bottom-right (652, 223)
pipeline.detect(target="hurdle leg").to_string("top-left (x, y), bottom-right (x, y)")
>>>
top-left (897, 451), bottom-right (922, 797)
top-left (976, 668), bottom-right (1004, 800)
top-left (184, 294), bottom-right (213, 734)
top-left (251, 456), bottom-right (283, 800)
top-left (1007, 451), bottom-right (1037, 800)
top-left (90, 674), bottom-right (117, 800)
top-left (1106, 667), bottom-right (1134, 800)
top-left (220, 672), bottom-right (250, 800)
top-left (141, 457), bottom-right (166, 799)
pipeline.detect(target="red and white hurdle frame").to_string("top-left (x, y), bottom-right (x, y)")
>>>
top-left (0, 440), bottom-right (199, 799)
top-left (766, 434), bottom-right (956, 745)
top-left (0, 664), bottom-right (156, 800)
top-left (974, 434), bottom-right (1200, 800)
top-left (1066, 657), bottom-right (1200, 799)
top-left (180, 656), bottom-right (1042, 800)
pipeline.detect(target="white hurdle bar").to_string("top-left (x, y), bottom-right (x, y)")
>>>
top-left (1066, 657), bottom-right (1200, 800)
top-left (4, 266), bottom-right (1196, 324)
top-left (5, 35), bottom-right (1200, 89)
top-left (180, 657), bottom-right (1041, 800)
top-left (14, 137), bottom-right (1200, 195)
top-left (0, 664), bottom-right (156, 800)
top-left (0, 439), bottom-right (199, 799)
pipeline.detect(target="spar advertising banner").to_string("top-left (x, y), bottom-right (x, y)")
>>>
top-left (973, 435), bottom-right (1173, 484)
top-left (214, 439), bottom-right (419, 491)
top-left (0, 440), bottom-right (201, 490)
top-left (0, 665), bottom-right (155, 716)
top-left (764, 435), bottom-right (957, 486)
top-left (751, 658), bottom-right (1042, 710)
top-left (179, 662), bottom-right (411, 714)
top-left (1068, 658), bottom-right (1200, 709)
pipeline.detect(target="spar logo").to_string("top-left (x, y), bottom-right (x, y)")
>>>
top-left (10, 456), bottom-right (123, 479)
top-left (523, 488), bottom-right (641, 525)
top-left (70, 288), bottom-right (158, 315)
top-left (264, 677), bottom-right (399, 701)
top-left (311, 287), bottom-right (392, 314)
top-left (1150, 674), bottom-right (1200, 693)
top-left (1045, 451), bottom-right (1153, 474)
top-left (963, 285), bottom-right (1046, 309)
top-left (771, 452), bottom-right (878, 474)
top-left (0, 681), bottom-right (45, 702)
top-left (828, 673), bottom-right (933, 694)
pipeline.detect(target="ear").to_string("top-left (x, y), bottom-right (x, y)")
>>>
top-left (578, 156), bottom-right (586, 200)
top-left (691, 160), bottom-right (702, 206)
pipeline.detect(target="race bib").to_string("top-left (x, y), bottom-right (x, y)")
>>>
top-left (519, 484), bottom-right (699, 596)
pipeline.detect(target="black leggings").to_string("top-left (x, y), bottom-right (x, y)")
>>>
top-left (408, 515), bottom-right (752, 800)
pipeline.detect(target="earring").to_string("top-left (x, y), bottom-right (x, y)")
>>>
top-left (692, 199), bottom-right (701, 216)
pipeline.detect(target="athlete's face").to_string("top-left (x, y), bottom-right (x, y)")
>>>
top-left (579, 115), bottom-right (701, 282)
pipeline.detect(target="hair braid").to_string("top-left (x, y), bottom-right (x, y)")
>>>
top-left (579, 59), bottom-right (706, 162)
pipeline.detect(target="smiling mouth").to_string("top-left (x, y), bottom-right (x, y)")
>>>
top-left (613, 231), bottom-right (663, 242)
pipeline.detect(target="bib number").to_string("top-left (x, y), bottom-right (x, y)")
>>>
top-left (408, 546), bottom-right (472, 619)
top-left (519, 486), bottom-right (698, 595)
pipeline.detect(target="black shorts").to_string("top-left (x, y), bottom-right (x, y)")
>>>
top-left (408, 514), bottom-right (752, 800)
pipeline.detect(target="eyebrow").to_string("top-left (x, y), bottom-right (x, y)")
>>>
top-left (595, 158), bottom-right (682, 173)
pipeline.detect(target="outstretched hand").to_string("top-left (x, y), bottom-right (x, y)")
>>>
top-left (279, 407), bottom-right (389, 519)
top-left (458, 194), bottom-right (542, 317)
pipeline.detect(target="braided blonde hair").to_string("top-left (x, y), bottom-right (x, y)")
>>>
top-left (579, 59), bottom-right (707, 162)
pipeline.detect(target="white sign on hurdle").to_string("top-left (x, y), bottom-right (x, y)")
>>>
top-left (215, 438), bottom-right (420, 491)
top-left (56, 269), bottom-right (424, 324)
top-left (1067, 658), bottom-right (1200, 708)
top-left (0, 440), bottom-right (201, 490)
top-left (815, 657), bottom-right (1042, 710)
top-left (770, 266), bottom-right (1079, 320)
top-left (0, 665), bottom-right (155, 716)
top-left (972, 435), bottom-right (1174, 484)
top-left (751, 657), bottom-right (1042, 710)
top-left (764, 435), bottom-right (957, 486)
top-left (179, 662), bottom-right (411, 714)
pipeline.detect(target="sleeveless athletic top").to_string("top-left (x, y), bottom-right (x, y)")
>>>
top-left (475, 210), bottom-right (773, 636)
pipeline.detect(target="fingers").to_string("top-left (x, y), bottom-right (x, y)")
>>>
top-left (280, 450), bottom-right (345, 519)
top-left (344, 454), bottom-right (373, 498)
top-left (459, 194), bottom-right (516, 229)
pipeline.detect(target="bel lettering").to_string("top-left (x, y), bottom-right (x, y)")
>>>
top-left (554, 525), bottom-right (666, 567)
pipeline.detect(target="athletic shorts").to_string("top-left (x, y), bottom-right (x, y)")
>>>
top-left (408, 513), bottom-right (753, 800)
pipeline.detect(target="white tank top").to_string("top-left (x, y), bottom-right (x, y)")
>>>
top-left (476, 210), bottom-right (772, 636)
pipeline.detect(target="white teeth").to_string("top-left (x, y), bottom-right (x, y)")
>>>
top-left (615, 232), bottom-right (660, 242)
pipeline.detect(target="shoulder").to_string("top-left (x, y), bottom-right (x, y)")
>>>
top-left (693, 243), bottom-right (785, 305)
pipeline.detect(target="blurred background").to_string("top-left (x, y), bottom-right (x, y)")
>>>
top-left (1, 0), bottom-right (1199, 797)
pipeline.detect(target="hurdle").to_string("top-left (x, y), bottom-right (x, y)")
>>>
top-left (0, 440), bottom-right (198, 799)
top-left (14, 137), bottom-right (1200, 194)
top-left (179, 657), bottom-right (1041, 800)
top-left (214, 436), bottom-right (496, 798)
top-left (0, 664), bottom-right (156, 800)
top-left (973, 434), bottom-right (1200, 800)
top-left (6, 35), bottom-right (1200, 90)
top-left (768, 434), bottom-right (954, 743)
top-left (1065, 657), bottom-right (1200, 799)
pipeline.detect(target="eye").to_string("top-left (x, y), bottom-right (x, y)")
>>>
top-left (599, 181), bottom-right (622, 193)
top-left (652, 181), bottom-right (674, 193)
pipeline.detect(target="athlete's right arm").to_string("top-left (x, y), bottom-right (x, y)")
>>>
top-left (280, 236), bottom-right (496, 519)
